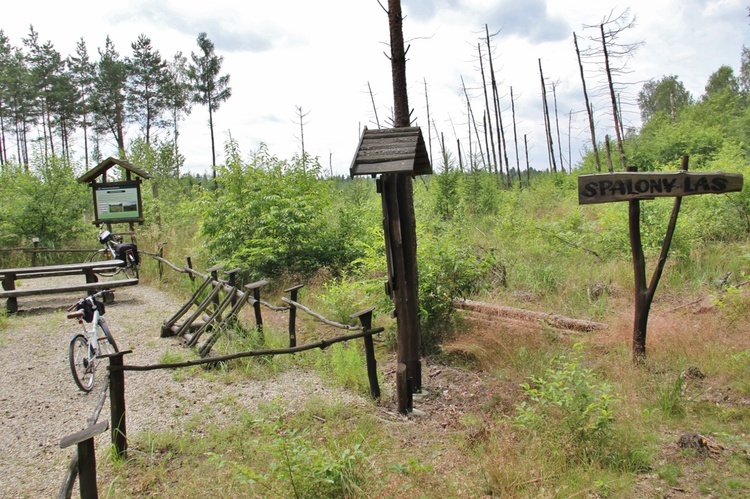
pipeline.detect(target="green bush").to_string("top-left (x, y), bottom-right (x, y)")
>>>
top-left (514, 344), bottom-right (617, 466)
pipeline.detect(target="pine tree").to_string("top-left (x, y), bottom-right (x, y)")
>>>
top-left (127, 34), bottom-right (168, 145)
top-left (164, 51), bottom-right (193, 173)
top-left (187, 32), bottom-right (232, 177)
top-left (68, 38), bottom-right (96, 167)
top-left (92, 36), bottom-right (128, 155)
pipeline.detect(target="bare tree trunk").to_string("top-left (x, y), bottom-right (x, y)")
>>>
top-left (386, 0), bottom-right (422, 410)
top-left (601, 23), bottom-right (626, 170)
top-left (552, 82), bottom-right (565, 173)
top-left (477, 44), bottom-right (498, 176)
top-left (367, 81), bottom-right (381, 128)
top-left (461, 75), bottom-right (486, 170)
top-left (538, 59), bottom-right (557, 173)
top-left (485, 25), bottom-right (511, 186)
top-left (510, 87), bottom-right (522, 184)
top-left (524, 133), bottom-right (530, 183)
top-left (574, 32), bottom-right (601, 172)
top-left (605, 134), bottom-right (614, 172)
top-left (423, 78), bottom-right (432, 165)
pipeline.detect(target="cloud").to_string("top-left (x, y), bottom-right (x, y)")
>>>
top-left (109, 2), bottom-right (276, 53)
top-left (483, 0), bottom-right (570, 43)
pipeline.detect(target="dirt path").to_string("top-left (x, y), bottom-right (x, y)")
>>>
top-left (0, 278), bottom-right (368, 498)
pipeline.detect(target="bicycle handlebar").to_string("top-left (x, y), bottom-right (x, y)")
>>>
top-left (66, 289), bottom-right (115, 311)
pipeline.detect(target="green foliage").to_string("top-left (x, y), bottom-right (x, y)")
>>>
top-left (314, 343), bottom-right (372, 395)
top-left (417, 227), bottom-right (495, 353)
top-left (199, 143), bottom-right (366, 281)
top-left (515, 345), bottom-right (618, 466)
top-left (0, 155), bottom-right (89, 247)
top-left (209, 417), bottom-right (367, 498)
top-left (653, 372), bottom-right (686, 418)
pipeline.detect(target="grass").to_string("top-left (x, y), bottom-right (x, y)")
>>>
top-left (74, 202), bottom-right (750, 496)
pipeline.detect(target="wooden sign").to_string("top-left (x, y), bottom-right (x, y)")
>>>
top-left (578, 171), bottom-right (743, 205)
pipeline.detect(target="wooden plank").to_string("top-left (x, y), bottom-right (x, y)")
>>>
top-left (0, 278), bottom-right (138, 298)
top-left (59, 421), bottom-right (109, 449)
top-left (0, 260), bottom-right (124, 276)
top-left (578, 171), bottom-right (744, 205)
top-left (14, 268), bottom-right (120, 279)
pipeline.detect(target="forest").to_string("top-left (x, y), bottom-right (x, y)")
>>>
top-left (1, 16), bottom-right (750, 498)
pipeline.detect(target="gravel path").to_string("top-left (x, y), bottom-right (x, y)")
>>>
top-left (0, 277), bottom-right (366, 498)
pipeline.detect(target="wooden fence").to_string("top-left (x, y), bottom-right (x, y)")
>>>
top-left (57, 252), bottom-right (383, 498)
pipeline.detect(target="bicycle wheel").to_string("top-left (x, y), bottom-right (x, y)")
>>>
top-left (97, 319), bottom-right (119, 354)
top-left (69, 334), bottom-right (95, 392)
top-left (89, 249), bottom-right (119, 277)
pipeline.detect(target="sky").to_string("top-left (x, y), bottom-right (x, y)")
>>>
top-left (2, 0), bottom-right (749, 176)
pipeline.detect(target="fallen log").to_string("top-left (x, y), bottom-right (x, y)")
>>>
top-left (453, 298), bottom-right (606, 332)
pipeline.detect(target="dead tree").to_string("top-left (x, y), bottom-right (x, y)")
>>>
top-left (538, 59), bottom-right (558, 173)
top-left (423, 78), bottom-right (432, 165)
top-left (484, 25), bottom-right (511, 186)
top-left (293, 105), bottom-right (310, 170)
top-left (583, 10), bottom-right (643, 171)
top-left (367, 81), bottom-right (381, 129)
top-left (552, 81), bottom-right (565, 173)
top-left (477, 43), bottom-right (498, 176)
top-left (510, 86), bottom-right (522, 184)
top-left (461, 75), bottom-right (486, 171)
top-left (574, 32), bottom-right (601, 172)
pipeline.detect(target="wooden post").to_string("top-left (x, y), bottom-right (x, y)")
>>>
top-left (351, 307), bottom-right (381, 400)
top-left (157, 244), bottom-right (164, 280)
top-left (186, 257), bottom-right (194, 282)
top-left (59, 421), bottom-right (109, 499)
top-left (106, 350), bottom-right (131, 458)
top-left (225, 268), bottom-right (241, 308)
top-left (2, 272), bottom-right (17, 314)
top-left (208, 265), bottom-right (222, 314)
top-left (31, 237), bottom-right (40, 266)
top-left (246, 280), bottom-right (268, 337)
top-left (284, 284), bottom-right (304, 348)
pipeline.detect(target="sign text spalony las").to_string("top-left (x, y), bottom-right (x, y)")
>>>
top-left (578, 171), bottom-right (743, 205)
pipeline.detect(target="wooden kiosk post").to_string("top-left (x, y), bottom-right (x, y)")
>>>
top-left (578, 158), bottom-right (743, 364)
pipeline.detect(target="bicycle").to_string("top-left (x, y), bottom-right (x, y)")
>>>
top-left (67, 289), bottom-right (119, 392)
top-left (89, 226), bottom-right (139, 279)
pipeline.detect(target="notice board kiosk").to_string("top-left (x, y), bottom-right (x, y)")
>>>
top-left (77, 157), bottom-right (151, 239)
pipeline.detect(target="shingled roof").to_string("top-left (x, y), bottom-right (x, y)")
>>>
top-left (77, 157), bottom-right (151, 183)
top-left (350, 127), bottom-right (432, 177)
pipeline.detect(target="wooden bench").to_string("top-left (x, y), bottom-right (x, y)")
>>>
top-left (0, 260), bottom-right (137, 313)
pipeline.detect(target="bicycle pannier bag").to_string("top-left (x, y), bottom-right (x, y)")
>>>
top-left (115, 243), bottom-right (139, 266)
top-left (77, 298), bottom-right (105, 323)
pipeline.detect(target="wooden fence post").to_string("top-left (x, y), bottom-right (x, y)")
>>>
top-left (186, 257), bottom-right (194, 282)
top-left (59, 421), bottom-right (109, 499)
top-left (246, 280), bottom-right (269, 337)
top-left (284, 284), bottom-right (304, 348)
top-left (225, 268), bottom-right (241, 308)
top-left (106, 350), bottom-right (132, 458)
top-left (208, 265), bottom-right (222, 313)
top-left (31, 237), bottom-right (40, 267)
top-left (157, 243), bottom-right (165, 280)
top-left (350, 307), bottom-right (380, 400)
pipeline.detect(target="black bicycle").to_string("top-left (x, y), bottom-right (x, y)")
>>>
top-left (89, 226), bottom-right (139, 279)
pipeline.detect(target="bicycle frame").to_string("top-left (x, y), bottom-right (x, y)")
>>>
top-left (67, 290), bottom-right (118, 392)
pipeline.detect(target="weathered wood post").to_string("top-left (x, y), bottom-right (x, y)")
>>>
top-left (225, 268), bottom-right (241, 308)
top-left (106, 350), bottom-right (132, 458)
top-left (59, 421), bottom-right (109, 499)
top-left (186, 257), bottom-right (195, 282)
top-left (2, 272), bottom-right (17, 314)
top-left (31, 237), bottom-right (40, 267)
top-left (157, 243), bottom-right (165, 280)
top-left (208, 265), bottom-right (222, 314)
top-left (246, 280), bottom-right (268, 337)
top-left (351, 307), bottom-right (381, 400)
top-left (284, 285), bottom-right (304, 348)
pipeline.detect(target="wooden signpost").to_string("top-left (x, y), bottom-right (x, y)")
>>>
top-left (579, 171), bottom-right (743, 204)
top-left (578, 158), bottom-right (743, 363)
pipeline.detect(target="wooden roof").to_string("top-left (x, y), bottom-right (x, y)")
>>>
top-left (77, 157), bottom-right (151, 183)
top-left (350, 127), bottom-right (432, 177)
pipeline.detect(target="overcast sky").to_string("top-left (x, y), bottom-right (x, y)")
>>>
top-left (3, 0), bottom-right (748, 176)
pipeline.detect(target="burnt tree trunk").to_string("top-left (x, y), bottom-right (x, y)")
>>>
top-left (387, 0), bottom-right (422, 412)
top-left (574, 32), bottom-right (601, 172)
top-left (601, 23), bottom-right (626, 170)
